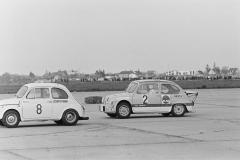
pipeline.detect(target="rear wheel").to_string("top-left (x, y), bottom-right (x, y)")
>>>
top-left (171, 104), bottom-right (186, 117)
top-left (61, 109), bottom-right (79, 126)
top-left (116, 102), bottom-right (131, 119)
top-left (2, 110), bottom-right (20, 128)
top-left (106, 113), bottom-right (117, 118)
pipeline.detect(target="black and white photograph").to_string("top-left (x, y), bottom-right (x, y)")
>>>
top-left (0, 0), bottom-right (240, 159)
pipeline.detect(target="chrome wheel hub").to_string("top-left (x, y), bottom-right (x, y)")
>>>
top-left (174, 105), bottom-right (184, 115)
top-left (7, 114), bottom-right (17, 125)
top-left (119, 105), bottom-right (130, 117)
top-left (66, 112), bottom-right (76, 123)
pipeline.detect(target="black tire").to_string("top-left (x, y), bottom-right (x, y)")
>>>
top-left (61, 109), bottom-right (79, 126)
top-left (161, 113), bottom-right (171, 117)
top-left (0, 120), bottom-right (3, 126)
top-left (171, 104), bottom-right (186, 117)
top-left (116, 102), bottom-right (131, 119)
top-left (106, 113), bottom-right (117, 118)
top-left (54, 120), bottom-right (63, 125)
top-left (2, 110), bottom-right (20, 128)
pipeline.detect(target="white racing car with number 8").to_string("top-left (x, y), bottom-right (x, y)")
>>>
top-left (0, 83), bottom-right (89, 128)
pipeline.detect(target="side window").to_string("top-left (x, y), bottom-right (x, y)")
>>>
top-left (51, 88), bottom-right (68, 99)
top-left (137, 83), bottom-right (159, 94)
top-left (35, 88), bottom-right (50, 99)
top-left (161, 84), bottom-right (180, 94)
top-left (26, 89), bottom-right (35, 99)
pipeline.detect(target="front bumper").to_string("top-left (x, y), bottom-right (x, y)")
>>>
top-left (99, 104), bottom-right (115, 113)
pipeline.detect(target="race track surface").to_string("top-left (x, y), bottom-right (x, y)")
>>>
top-left (0, 89), bottom-right (240, 160)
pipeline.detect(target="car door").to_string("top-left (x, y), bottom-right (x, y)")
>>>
top-left (22, 88), bottom-right (52, 120)
top-left (132, 82), bottom-right (162, 113)
top-left (161, 83), bottom-right (186, 104)
top-left (50, 87), bottom-right (69, 119)
top-left (160, 83), bottom-right (184, 108)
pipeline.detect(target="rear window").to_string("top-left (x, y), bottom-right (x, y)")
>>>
top-left (51, 88), bottom-right (68, 99)
top-left (161, 84), bottom-right (180, 94)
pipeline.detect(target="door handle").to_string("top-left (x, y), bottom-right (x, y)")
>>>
top-left (22, 101), bottom-right (29, 103)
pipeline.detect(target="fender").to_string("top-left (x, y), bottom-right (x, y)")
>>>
top-left (0, 104), bottom-right (22, 120)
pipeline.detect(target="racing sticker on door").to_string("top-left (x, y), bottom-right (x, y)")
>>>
top-left (162, 95), bottom-right (171, 104)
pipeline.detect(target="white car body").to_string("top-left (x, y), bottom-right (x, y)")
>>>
top-left (0, 83), bottom-right (88, 126)
top-left (100, 80), bottom-right (198, 117)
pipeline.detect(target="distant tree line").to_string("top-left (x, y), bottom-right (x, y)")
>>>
top-left (0, 63), bottom-right (239, 85)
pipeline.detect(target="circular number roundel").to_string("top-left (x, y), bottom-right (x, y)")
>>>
top-left (36, 104), bottom-right (42, 114)
top-left (162, 95), bottom-right (170, 104)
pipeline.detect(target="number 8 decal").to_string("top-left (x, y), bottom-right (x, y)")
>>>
top-left (36, 104), bottom-right (42, 114)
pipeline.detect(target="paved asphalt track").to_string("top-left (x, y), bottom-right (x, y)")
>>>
top-left (0, 89), bottom-right (240, 160)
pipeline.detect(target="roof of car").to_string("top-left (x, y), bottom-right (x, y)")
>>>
top-left (24, 83), bottom-right (67, 88)
top-left (134, 79), bottom-right (173, 83)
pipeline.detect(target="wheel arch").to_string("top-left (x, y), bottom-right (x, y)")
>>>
top-left (116, 100), bottom-right (133, 113)
top-left (3, 109), bottom-right (21, 121)
top-left (171, 103), bottom-right (187, 116)
top-left (171, 103), bottom-right (187, 110)
top-left (62, 108), bottom-right (80, 118)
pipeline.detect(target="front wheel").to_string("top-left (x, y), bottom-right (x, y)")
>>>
top-left (61, 109), bottom-right (79, 126)
top-left (171, 104), bottom-right (186, 117)
top-left (116, 102), bottom-right (131, 119)
top-left (2, 110), bottom-right (20, 128)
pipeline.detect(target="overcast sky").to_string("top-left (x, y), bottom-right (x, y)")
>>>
top-left (0, 0), bottom-right (239, 75)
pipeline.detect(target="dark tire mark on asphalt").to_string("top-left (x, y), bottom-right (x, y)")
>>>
top-left (1, 138), bottom-right (240, 153)
top-left (106, 123), bottom-right (202, 142)
top-left (0, 123), bottom-right (108, 139)
top-left (2, 150), bottom-right (34, 160)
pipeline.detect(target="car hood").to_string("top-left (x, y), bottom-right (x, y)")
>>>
top-left (0, 98), bottom-right (20, 106)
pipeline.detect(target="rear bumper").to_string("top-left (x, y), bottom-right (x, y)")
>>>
top-left (185, 101), bottom-right (196, 112)
top-left (79, 117), bottom-right (89, 120)
top-left (186, 105), bottom-right (196, 112)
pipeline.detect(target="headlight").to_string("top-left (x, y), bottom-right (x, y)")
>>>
top-left (81, 104), bottom-right (86, 111)
top-left (104, 97), bottom-right (110, 104)
top-left (110, 101), bottom-right (118, 107)
top-left (111, 101), bottom-right (114, 106)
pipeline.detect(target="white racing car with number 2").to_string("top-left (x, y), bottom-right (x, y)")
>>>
top-left (100, 80), bottom-right (198, 118)
top-left (0, 83), bottom-right (89, 128)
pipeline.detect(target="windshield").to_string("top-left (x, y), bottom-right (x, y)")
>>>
top-left (126, 82), bottom-right (138, 93)
top-left (16, 86), bottom-right (28, 98)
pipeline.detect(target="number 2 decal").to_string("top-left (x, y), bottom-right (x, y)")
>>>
top-left (143, 95), bottom-right (148, 104)
top-left (36, 104), bottom-right (42, 114)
